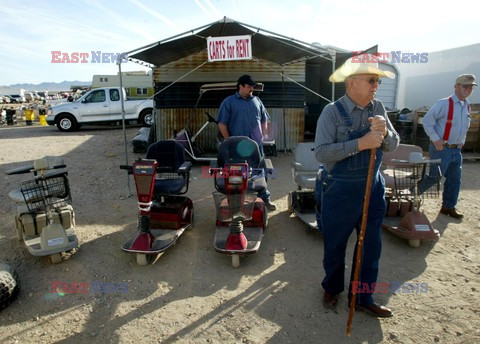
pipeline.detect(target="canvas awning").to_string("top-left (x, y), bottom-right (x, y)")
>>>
top-left (129, 17), bottom-right (334, 67)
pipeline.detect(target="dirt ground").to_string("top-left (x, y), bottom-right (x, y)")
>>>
top-left (0, 123), bottom-right (479, 344)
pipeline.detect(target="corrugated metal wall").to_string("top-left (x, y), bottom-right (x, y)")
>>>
top-left (374, 63), bottom-right (398, 110)
top-left (154, 107), bottom-right (304, 151)
top-left (152, 49), bottom-right (306, 150)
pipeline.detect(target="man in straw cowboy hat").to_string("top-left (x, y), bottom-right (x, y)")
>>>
top-left (421, 74), bottom-right (477, 220)
top-left (314, 54), bottom-right (399, 317)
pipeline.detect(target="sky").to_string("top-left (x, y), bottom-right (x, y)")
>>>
top-left (0, 0), bottom-right (479, 86)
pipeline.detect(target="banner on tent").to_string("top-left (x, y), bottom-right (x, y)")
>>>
top-left (207, 35), bottom-right (252, 62)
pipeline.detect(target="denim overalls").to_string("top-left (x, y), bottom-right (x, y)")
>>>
top-left (321, 101), bottom-right (386, 305)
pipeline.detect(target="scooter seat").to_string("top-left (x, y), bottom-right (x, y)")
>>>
top-left (153, 178), bottom-right (187, 195)
top-left (294, 174), bottom-right (316, 189)
top-left (292, 143), bottom-right (321, 190)
top-left (215, 175), bottom-right (267, 193)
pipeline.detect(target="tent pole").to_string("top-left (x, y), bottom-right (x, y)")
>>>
top-left (118, 56), bottom-right (132, 197)
top-left (328, 49), bottom-right (336, 102)
top-left (281, 70), bottom-right (287, 153)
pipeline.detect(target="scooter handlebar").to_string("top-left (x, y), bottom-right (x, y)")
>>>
top-left (120, 165), bottom-right (133, 174)
top-left (6, 163), bottom-right (67, 175)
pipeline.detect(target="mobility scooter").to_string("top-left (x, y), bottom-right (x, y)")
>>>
top-left (210, 136), bottom-right (273, 267)
top-left (120, 140), bottom-right (194, 265)
top-left (381, 144), bottom-right (441, 247)
top-left (6, 156), bottom-right (78, 263)
top-left (287, 143), bottom-right (322, 231)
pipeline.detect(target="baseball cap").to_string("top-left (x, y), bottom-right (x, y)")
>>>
top-left (456, 74), bottom-right (477, 86)
top-left (237, 75), bottom-right (257, 86)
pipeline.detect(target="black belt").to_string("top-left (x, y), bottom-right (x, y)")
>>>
top-left (443, 143), bottom-right (461, 148)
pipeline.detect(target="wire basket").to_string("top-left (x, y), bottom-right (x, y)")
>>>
top-left (393, 163), bottom-right (441, 199)
top-left (212, 191), bottom-right (257, 222)
top-left (20, 175), bottom-right (71, 213)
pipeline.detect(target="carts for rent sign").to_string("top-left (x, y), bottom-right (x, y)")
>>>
top-left (207, 35), bottom-right (252, 62)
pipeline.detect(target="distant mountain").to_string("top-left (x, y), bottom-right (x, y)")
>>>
top-left (0, 81), bottom-right (91, 92)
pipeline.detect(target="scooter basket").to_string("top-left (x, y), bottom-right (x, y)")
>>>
top-left (20, 175), bottom-right (71, 213)
top-left (213, 192), bottom-right (257, 222)
top-left (393, 163), bottom-right (441, 199)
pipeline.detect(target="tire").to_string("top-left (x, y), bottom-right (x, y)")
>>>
top-left (287, 192), bottom-right (293, 213)
top-left (231, 255), bottom-right (240, 268)
top-left (188, 208), bottom-right (194, 230)
top-left (408, 239), bottom-right (420, 248)
top-left (139, 109), bottom-right (153, 127)
top-left (56, 114), bottom-right (78, 132)
top-left (0, 263), bottom-right (20, 311)
top-left (50, 253), bottom-right (62, 264)
top-left (136, 253), bottom-right (149, 266)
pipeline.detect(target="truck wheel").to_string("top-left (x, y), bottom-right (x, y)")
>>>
top-left (56, 114), bottom-right (78, 132)
top-left (139, 109), bottom-right (153, 127)
top-left (0, 263), bottom-right (20, 311)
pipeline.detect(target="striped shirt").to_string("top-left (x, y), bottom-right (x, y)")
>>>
top-left (314, 95), bottom-right (400, 172)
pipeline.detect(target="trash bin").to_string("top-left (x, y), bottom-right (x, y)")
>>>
top-left (24, 108), bottom-right (34, 125)
top-left (38, 108), bottom-right (47, 126)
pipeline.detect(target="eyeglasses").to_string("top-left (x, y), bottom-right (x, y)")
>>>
top-left (352, 77), bottom-right (382, 85)
top-left (460, 84), bottom-right (474, 89)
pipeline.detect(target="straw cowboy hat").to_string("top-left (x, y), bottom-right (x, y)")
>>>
top-left (329, 54), bottom-right (395, 83)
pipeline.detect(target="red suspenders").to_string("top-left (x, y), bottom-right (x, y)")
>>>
top-left (442, 97), bottom-right (454, 141)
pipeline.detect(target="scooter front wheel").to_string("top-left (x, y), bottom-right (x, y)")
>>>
top-left (408, 239), bottom-right (420, 248)
top-left (0, 263), bottom-right (20, 311)
top-left (287, 192), bottom-right (293, 213)
top-left (50, 253), bottom-right (62, 264)
top-left (136, 253), bottom-right (149, 266)
top-left (231, 254), bottom-right (240, 268)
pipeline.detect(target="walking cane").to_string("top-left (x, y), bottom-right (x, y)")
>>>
top-left (346, 148), bottom-right (377, 336)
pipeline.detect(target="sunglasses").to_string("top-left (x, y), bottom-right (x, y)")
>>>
top-left (460, 84), bottom-right (474, 89)
top-left (352, 77), bottom-right (382, 85)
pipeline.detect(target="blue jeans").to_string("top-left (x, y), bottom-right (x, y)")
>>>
top-left (321, 172), bottom-right (385, 305)
top-left (257, 189), bottom-right (271, 203)
top-left (429, 143), bottom-right (462, 209)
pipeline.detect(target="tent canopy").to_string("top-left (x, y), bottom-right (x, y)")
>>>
top-left (130, 17), bottom-right (333, 67)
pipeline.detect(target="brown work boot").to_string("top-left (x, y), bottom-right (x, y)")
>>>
top-left (323, 292), bottom-right (339, 310)
top-left (440, 207), bottom-right (464, 219)
top-left (355, 302), bottom-right (393, 318)
top-left (265, 201), bottom-right (277, 211)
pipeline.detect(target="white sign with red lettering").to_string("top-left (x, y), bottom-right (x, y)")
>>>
top-left (207, 35), bottom-right (252, 62)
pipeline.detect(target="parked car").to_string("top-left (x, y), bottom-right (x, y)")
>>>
top-left (4, 95), bottom-right (19, 103)
top-left (24, 92), bottom-right (35, 102)
top-left (46, 87), bottom-right (154, 132)
top-left (10, 94), bottom-right (26, 103)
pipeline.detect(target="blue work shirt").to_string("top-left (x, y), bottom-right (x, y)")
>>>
top-left (217, 92), bottom-right (269, 149)
top-left (422, 94), bottom-right (471, 145)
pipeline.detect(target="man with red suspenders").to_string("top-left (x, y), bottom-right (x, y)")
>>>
top-left (422, 74), bottom-right (477, 219)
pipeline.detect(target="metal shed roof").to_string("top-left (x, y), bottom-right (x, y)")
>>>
top-left (130, 17), bottom-right (333, 67)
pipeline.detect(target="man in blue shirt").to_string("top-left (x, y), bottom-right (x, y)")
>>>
top-left (217, 75), bottom-right (276, 211)
top-left (422, 74), bottom-right (477, 219)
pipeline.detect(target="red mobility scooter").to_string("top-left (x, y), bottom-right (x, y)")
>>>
top-left (210, 137), bottom-right (273, 267)
top-left (120, 140), bottom-right (194, 265)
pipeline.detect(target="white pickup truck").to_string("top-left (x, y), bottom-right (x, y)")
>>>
top-left (46, 87), bottom-right (154, 132)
